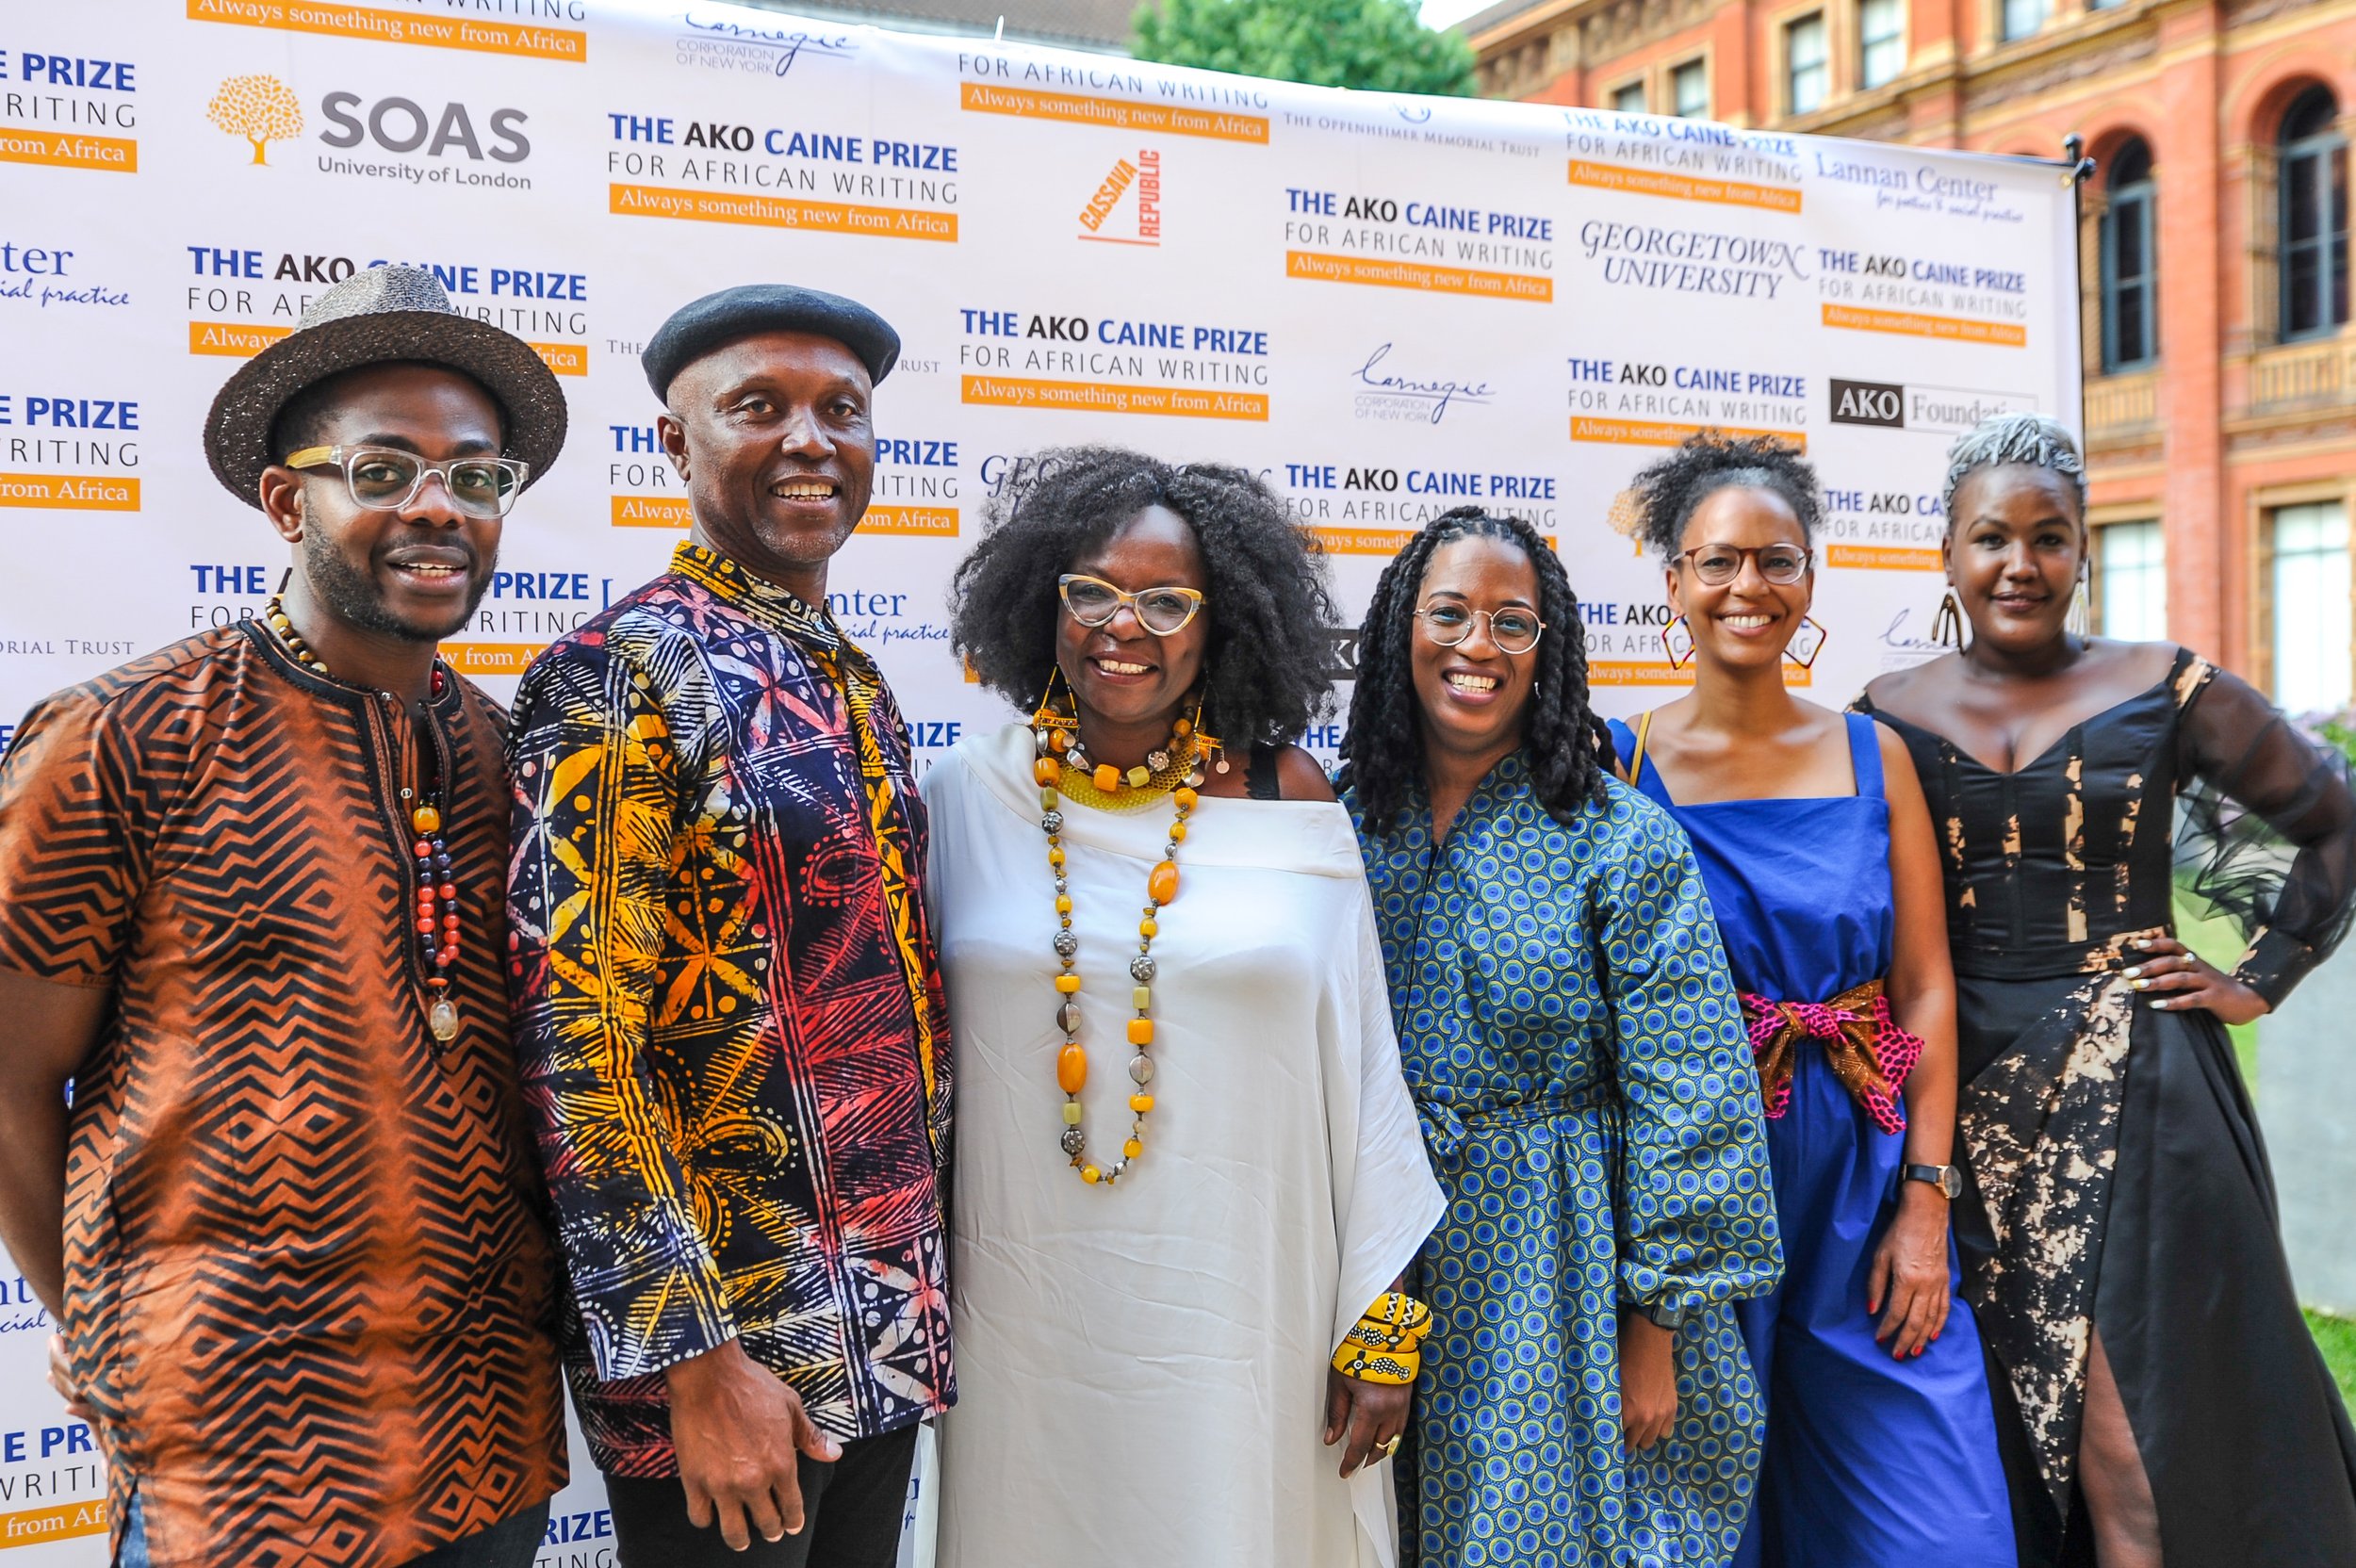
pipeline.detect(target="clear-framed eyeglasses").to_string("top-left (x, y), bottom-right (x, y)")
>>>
top-left (1057, 574), bottom-right (1207, 636)
top-left (1415, 602), bottom-right (1546, 655)
top-left (1670, 543), bottom-right (1812, 586)
top-left (284, 445), bottom-right (531, 520)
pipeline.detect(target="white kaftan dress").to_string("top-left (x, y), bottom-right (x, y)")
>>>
top-left (923, 723), bottom-right (1445, 1568)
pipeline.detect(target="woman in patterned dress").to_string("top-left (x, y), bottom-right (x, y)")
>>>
top-left (1338, 506), bottom-right (1783, 1568)
top-left (1858, 414), bottom-right (2356, 1567)
top-left (1605, 435), bottom-right (2013, 1568)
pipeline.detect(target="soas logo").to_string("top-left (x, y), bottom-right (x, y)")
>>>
top-left (319, 92), bottom-right (531, 163)
top-left (208, 74), bottom-right (303, 166)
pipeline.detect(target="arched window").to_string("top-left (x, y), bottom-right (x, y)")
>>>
top-left (2101, 138), bottom-right (2157, 370)
top-left (2281, 87), bottom-right (2348, 340)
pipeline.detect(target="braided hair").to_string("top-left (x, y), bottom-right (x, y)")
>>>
top-left (1940, 413), bottom-right (2086, 529)
top-left (949, 446), bottom-right (1339, 749)
top-left (1624, 432), bottom-right (1822, 559)
top-left (1339, 508), bottom-right (1610, 838)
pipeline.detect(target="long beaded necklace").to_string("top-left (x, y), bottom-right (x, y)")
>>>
top-left (1033, 711), bottom-right (1208, 1186)
top-left (265, 596), bottom-right (464, 1043)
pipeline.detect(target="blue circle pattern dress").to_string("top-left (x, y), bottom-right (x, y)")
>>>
top-left (1346, 753), bottom-right (1783, 1568)
top-left (1610, 713), bottom-right (2014, 1568)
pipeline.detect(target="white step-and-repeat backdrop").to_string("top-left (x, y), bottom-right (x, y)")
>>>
top-left (0, 2), bottom-right (2080, 1560)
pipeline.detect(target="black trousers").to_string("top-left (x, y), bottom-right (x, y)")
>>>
top-left (605, 1424), bottom-right (919, 1568)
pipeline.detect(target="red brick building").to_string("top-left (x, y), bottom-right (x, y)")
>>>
top-left (1464, 0), bottom-right (2356, 709)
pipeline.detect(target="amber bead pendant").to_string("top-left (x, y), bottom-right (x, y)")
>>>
top-left (1039, 742), bottom-right (1203, 1188)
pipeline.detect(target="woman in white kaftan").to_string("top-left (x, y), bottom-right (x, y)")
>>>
top-left (924, 449), bottom-right (1445, 1568)
top-left (924, 722), bottom-right (1443, 1568)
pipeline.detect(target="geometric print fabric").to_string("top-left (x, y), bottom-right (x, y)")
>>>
top-left (505, 542), bottom-right (953, 1477)
top-left (1348, 754), bottom-right (1780, 1567)
top-left (0, 625), bottom-right (567, 1568)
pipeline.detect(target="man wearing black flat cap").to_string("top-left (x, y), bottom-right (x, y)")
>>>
top-left (0, 264), bottom-right (569, 1568)
top-left (507, 286), bottom-right (952, 1567)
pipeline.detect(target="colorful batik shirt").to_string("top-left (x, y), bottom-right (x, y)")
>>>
top-left (506, 541), bottom-right (953, 1476)
top-left (0, 625), bottom-right (567, 1568)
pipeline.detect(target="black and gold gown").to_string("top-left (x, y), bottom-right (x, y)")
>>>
top-left (1860, 646), bottom-right (2356, 1567)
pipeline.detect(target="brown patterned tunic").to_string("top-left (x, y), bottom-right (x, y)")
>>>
top-left (0, 625), bottom-right (566, 1568)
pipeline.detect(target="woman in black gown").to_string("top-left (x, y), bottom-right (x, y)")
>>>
top-left (1858, 413), bottom-right (2356, 1568)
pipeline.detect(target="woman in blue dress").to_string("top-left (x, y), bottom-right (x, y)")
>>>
top-left (1607, 435), bottom-right (2013, 1568)
top-left (1339, 506), bottom-right (1782, 1568)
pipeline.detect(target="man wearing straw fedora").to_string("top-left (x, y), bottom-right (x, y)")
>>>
top-left (0, 264), bottom-right (569, 1568)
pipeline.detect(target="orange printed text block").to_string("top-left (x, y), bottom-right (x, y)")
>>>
top-left (958, 82), bottom-right (1268, 143)
top-left (189, 320), bottom-right (293, 357)
top-left (1822, 302), bottom-right (2027, 348)
top-left (864, 506), bottom-right (959, 537)
top-left (0, 473), bottom-right (139, 511)
top-left (612, 496), bottom-right (691, 529)
top-left (1590, 660), bottom-right (1809, 688)
top-left (1284, 250), bottom-right (1550, 302)
top-left (1825, 544), bottom-right (1942, 572)
top-left (1567, 159), bottom-right (1800, 213)
top-left (961, 376), bottom-right (1267, 420)
top-left (1572, 416), bottom-right (1805, 449)
top-left (611, 184), bottom-right (957, 242)
top-left (187, 0), bottom-right (585, 60)
top-left (438, 643), bottom-right (544, 678)
top-left (0, 127), bottom-right (136, 172)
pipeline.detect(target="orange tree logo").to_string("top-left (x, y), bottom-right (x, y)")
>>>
top-left (208, 74), bottom-right (303, 165)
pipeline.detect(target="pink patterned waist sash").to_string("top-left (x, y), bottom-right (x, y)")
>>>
top-left (1739, 979), bottom-right (1923, 1135)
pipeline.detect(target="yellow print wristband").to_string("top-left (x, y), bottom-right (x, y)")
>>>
top-left (1332, 1291), bottom-right (1432, 1384)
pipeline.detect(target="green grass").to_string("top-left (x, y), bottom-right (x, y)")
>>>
top-left (2308, 1311), bottom-right (2356, 1408)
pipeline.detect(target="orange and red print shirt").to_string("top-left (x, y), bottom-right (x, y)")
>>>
top-left (0, 624), bottom-right (567, 1568)
top-left (505, 542), bottom-right (952, 1478)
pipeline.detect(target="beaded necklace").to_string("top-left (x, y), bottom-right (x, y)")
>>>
top-left (264, 596), bottom-right (464, 1043)
top-left (1033, 715), bottom-right (1206, 1187)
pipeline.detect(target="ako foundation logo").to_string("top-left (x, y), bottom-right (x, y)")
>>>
top-left (206, 74), bottom-right (302, 166)
top-left (1077, 148), bottom-right (1162, 247)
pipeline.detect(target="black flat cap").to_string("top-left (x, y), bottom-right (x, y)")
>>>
top-left (644, 285), bottom-right (900, 399)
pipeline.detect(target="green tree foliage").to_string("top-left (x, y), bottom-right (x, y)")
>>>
top-left (1133, 0), bottom-right (1478, 98)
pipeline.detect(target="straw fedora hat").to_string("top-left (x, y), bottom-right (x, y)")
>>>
top-left (203, 263), bottom-right (567, 507)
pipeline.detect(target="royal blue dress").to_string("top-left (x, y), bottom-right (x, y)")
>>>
top-left (1611, 712), bottom-right (2015, 1568)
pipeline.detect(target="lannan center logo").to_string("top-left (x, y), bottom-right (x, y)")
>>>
top-left (208, 74), bottom-right (303, 165)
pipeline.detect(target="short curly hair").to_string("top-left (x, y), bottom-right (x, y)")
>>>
top-left (1625, 432), bottom-right (1822, 559)
top-left (949, 447), bottom-right (1339, 748)
top-left (1338, 508), bottom-right (1612, 838)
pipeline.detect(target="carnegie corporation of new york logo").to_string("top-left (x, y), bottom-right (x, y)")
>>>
top-left (207, 72), bottom-right (533, 188)
top-left (1829, 378), bottom-right (2036, 435)
top-left (673, 8), bottom-right (859, 76)
top-left (1349, 342), bottom-right (1495, 425)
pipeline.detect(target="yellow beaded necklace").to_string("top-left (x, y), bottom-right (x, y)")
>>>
top-left (1030, 687), bottom-right (1215, 1186)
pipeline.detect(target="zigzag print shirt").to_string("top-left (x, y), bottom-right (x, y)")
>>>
top-left (506, 542), bottom-right (954, 1476)
top-left (0, 625), bottom-right (568, 1568)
